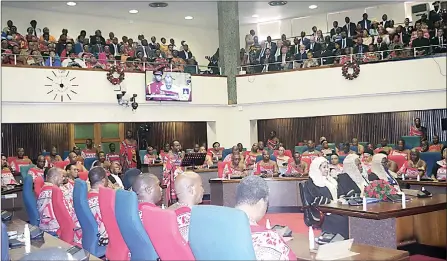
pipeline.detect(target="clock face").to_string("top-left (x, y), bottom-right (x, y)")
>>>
top-left (44, 70), bottom-right (79, 102)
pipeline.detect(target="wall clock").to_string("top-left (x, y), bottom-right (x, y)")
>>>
top-left (44, 70), bottom-right (79, 102)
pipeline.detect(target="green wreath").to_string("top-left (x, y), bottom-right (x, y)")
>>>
top-left (341, 61), bottom-right (360, 80)
top-left (107, 65), bottom-right (125, 85)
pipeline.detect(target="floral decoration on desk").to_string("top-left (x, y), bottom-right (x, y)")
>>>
top-left (364, 180), bottom-right (398, 201)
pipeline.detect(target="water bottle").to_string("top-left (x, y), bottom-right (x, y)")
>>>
top-left (417, 174), bottom-right (420, 181)
top-left (266, 219), bottom-right (271, 229)
top-left (402, 193), bottom-right (406, 209)
top-left (24, 224), bottom-right (31, 253)
top-left (362, 196), bottom-right (367, 211)
top-left (309, 226), bottom-right (315, 250)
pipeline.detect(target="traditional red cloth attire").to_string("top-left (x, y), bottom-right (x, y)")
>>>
top-left (81, 149), bottom-right (97, 159)
top-left (106, 152), bottom-right (120, 163)
top-left (162, 152), bottom-right (184, 204)
top-left (88, 191), bottom-right (108, 246)
top-left (244, 152), bottom-right (260, 170)
top-left (9, 157), bottom-right (32, 173)
top-left (267, 139), bottom-right (279, 150)
top-left (120, 140), bottom-right (137, 172)
top-left (250, 225), bottom-right (296, 260)
top-left (1, 167), bottom-right (18, 186)
top-left (409, 125), bottom-right (425, 137)
top-left (28, 167), bottom-right (44, 180)
top-left (254, 160), bottom-right (277, 176)
top-left (174, 206), bottom-right (191, 242)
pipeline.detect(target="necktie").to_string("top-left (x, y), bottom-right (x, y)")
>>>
top-left (114, 44), bottom-right (117, 56)
top-left (33, 29), bottom-right (37, 37)
top-left (343, 39), bottom-right (346, 48)
top-left (365, 20), bottom-right (367, 29)
top-left (359, 45), bottom-right (362, 53)
top-left (347, 24), bottom-right (350, 37)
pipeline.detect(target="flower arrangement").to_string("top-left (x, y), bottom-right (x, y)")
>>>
top-left (106, 65), bottom-right (125, 85)
top-left (341, 61), bottom-right (360, 80)
top-left (364, 179), bottom-right (398, 201)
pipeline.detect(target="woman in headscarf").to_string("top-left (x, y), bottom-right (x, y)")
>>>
top-left (397, 149), bottom-right (427, 179)
top-left (328, 154), bottom-right (343, 178)
top-left (337, 154), bottom-right (369, 197)
top-left (369, 154), bottom-right (401, 191)
top-left (303, 157), bottom-right (348, 239)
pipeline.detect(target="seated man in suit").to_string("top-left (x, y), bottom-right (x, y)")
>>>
top-left (336, 31), bottom-right (353, 50)
top-left (308, 37), bottom-right (322, 57)
top-left (168, 172), bottom-right (204, 242)
top-left (413, 30), bottom-right (431, 56)
top-left (178, 44), bottom-right (193, 61)
top-left (431, 29), bottom-right (447, 53)
top-left (259, 47), bottom-right (276, 72)
top-left (353, 36), bottom-right (368, 54)
top-left (235, 176), bottom-right (296, 260)
top-left (87, 167), bottom-right (109, 246)
top-left (276, 45), bottom-right (292, 71)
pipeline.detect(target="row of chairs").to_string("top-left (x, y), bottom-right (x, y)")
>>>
top-left (22, 174), bottom-right (258, 260)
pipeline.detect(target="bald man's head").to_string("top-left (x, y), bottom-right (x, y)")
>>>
top-left (175, 171), bottom-right (204, 205)
top-left (132, 173), bottom-right (162, 204)
top-left (46, 167), bottom-right (63, 186)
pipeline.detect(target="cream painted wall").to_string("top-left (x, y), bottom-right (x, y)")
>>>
top-left (1, 6), bottom-right (218, 65)
top-left (2, 56), bottom-right (446, 148)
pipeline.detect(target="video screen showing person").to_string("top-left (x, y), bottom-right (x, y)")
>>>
top-left (145, 71), bottom-right (192, 101)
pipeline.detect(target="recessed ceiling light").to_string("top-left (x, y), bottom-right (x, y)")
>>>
top-left (129, 9), bottom-right (138, 14)
top-left (309, 5), bottom-right (318, 9)
top-left (185, 16), bottom-right (193, 20)
top-left (252, 14), bottom-right (259, 18)
top-left (149, 2), bottom-right (168, 8)
top-left (268, 1), bottom-right (287, 7)
top-left (66, 2), bottom-right (76, 6)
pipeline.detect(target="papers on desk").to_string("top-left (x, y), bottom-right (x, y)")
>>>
top-left (315, 239), bottom-right (359, 260)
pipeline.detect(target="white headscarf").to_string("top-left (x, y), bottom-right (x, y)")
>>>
top-left (371, 154), bottom-right (388, 180)
top-left (309, 157), bottom-right (338, 200)
top-left (343, 154), bottom-right (367, 191)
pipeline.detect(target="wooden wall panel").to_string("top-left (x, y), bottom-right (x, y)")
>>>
top-left (124, 122), bottom-right (208, 151)
top-left (1, 123), bottom-right (69, 158)
top-left (258, 109), bottom-right (447, 150)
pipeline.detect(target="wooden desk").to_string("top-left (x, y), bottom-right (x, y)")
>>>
top-left (399, 180), bottom-right (447, 195)
top-left (5, 218), bottom-right (101, 260)
top-left (195, 169), bottom-right (218, 195)
top-left (141, 163), bottom-right (164, 181)
top-left (289, 233), bottom-right (409, 261)
top-left (1, 186), bottom-right (27, 221)
top-left (210, 177), bottom-right (308, 213)
top-left (318, 195), bottom-right (446, 249)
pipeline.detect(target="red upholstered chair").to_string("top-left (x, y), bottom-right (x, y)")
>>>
top-left (301, 157), bottom-right (312, 168)
top-left (99, 186), bottom-right (129, 261)
top-left (54, 161), bottom-right (69, 169)
top-left (141, 206), bottom-right (195, 261)
top-left (217, 162), bottom-right (227, 178)
top-left (51, 185), bottom-right (79, 246)
top-left (388, 155), bottom-right (407, 170)
top-left (273, 150), bottom-right (293, 158)
top-left (34, 176), bottom-right (44, 198)
top-left (78, 171), bottom-right (88, 181)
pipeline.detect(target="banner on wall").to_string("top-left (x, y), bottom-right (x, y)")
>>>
top-left (145, 71), bottom-right (192, 101)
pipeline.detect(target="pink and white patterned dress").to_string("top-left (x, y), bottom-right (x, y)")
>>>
top-left (88, 191), bottom-right (108, 246)
top-left (1, 168), bottom-right (18, 186)
top-left (37, 185), bottom-right (59, 234)
top-left (28, 167), bottom-right (44, 180)
top-left (435, 160), bottom-right (446, 181)
top-left (250, 225), bottom-right (296, 260)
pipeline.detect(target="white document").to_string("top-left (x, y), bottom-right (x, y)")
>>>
top-left (315, 239), bottom-right (359, 260)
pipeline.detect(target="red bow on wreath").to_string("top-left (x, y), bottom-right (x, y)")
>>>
top-left (341, 61), bottom-right (360, 80)
top-left (107, 65), bottom-right (125, 85)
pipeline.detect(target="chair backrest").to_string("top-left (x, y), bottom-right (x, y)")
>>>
top-left (34, 176), bottom-right (44, 198)
top-left (141, 206), bottom-right (195, 261)
top-left (62, 151), bottom-right (70, 160)
top-left (338, 155), bottom-right (347, 164)
top-left (115, 189), bottom-right (158, 261)
top-left (315, 145), bottom-right (322, 151)
top-left (301, 157), bottom-right (312, 167)
top-left (22, 174), bottom-right (39, 226)
top-left (20, 164), bottom-right (34, 179)
top-left (51, 185), bottom-right (75, 244)
top-left (420, 152), bottom-right (443, 177)
top-left (189, 205), bottom-right (256, 260)
top-left (2, 222), bottom-right (9, 261)
top-left (83, 158), bottom-right (97, 170)
top-left (359, 142), bottom-right (368, 148)
top-left (99, 186), bottom-right (129, 261)
top-left (327, 143), bottom-right (336, 150)
top-left (139, 150), bottom-right (146, 163)
top-left (255, 154), bottom-right (277, 163)
top-left (54, 161), bottom-right (69, 169)
top-left (221, 149), bottom-right (232, 161)
top-left (350, 146), bottom-right (358, 153)
top-left (300, 181), bottom-right (324, 228)
top-left (42, 152), bottom-right (50, 156)
top-left (217, 162), bottom-right (226, 178)
top-left (272, 150), bottom-right (293, 158)
top-left (388, 155), bottom-right (407, 170)
top-left (294, 146), bottom-right (307, 154)
top-left (402, 136), bottom-right (421, 150)
top-left (73, 179), bottom-right (105, 257)
top-left (78, 171), bottom-right (88, 181)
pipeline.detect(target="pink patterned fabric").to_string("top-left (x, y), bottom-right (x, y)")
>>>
top-left (250, 225), bottom-right (296, 260)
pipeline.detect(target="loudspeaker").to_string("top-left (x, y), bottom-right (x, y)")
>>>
top-left (442, 118), bottom-right (447, 131)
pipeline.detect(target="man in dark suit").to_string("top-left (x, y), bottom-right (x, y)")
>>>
top-left (262, 36), bottom-right (277, 56)
top-left (298, 31), bottom-right (310, 49)
top-left (336, 31), bottom-right (353, 49)
top-left (288, 37), bottom-right (300, 56)
top-left (260, 48), bottom-right (277, 72)
top-left (178, 44), bottom-right (193, 61)
top-left (136, 39), bottom-right (153, 58)
top-left (380, 14), bottom-right (392, 29)
top-left (353, 37), bottom-right (368, 54)
top-left (429, 1), bottom-right (442, 22)
top-left (403, 18), bottom-right (414, 35)
top-left (395, 26), bottom-right (411, 46)
top-left (330, 21), bottom-right (339, 37)
top-left (430, 29), bottom-right (447, 53)
top-left (276, 45), bottom-right (292, 70)
top-left (308, 37), bottom-right (322, 57)
top-left (412, 30), bottom-right (431, 55)
top-left (358, 13), bottom-right (372, 31)
top-left (375, 36), bottom-right (388, 52)
top-left (108, 37), bottom-right (121, 59)
top-left (343, 17), bottom-right (357, 38)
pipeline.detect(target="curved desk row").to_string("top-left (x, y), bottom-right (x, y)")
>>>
top-left (210, 177), bottom-right (308, 213)
top-left (398, 179), bottom-right (447, 194)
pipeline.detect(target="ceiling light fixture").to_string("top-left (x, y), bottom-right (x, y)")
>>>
top-left (184, 16), bottom-right (193, 20)
top-left (149, 2), bottom-right (168, 8)
top-left (268, 1), bottom-right (287, 7)
top-left (129, 9), bottom-right (138, 14)
top-left (309, 5), bottom-right (318, 9)
top-left (252, 14), bottom-right (259, 18)
top-left (66, 2), bottom-right (76, 6)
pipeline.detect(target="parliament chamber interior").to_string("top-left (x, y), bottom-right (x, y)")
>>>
top-left (1, 1), bottom-right (447, 260)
